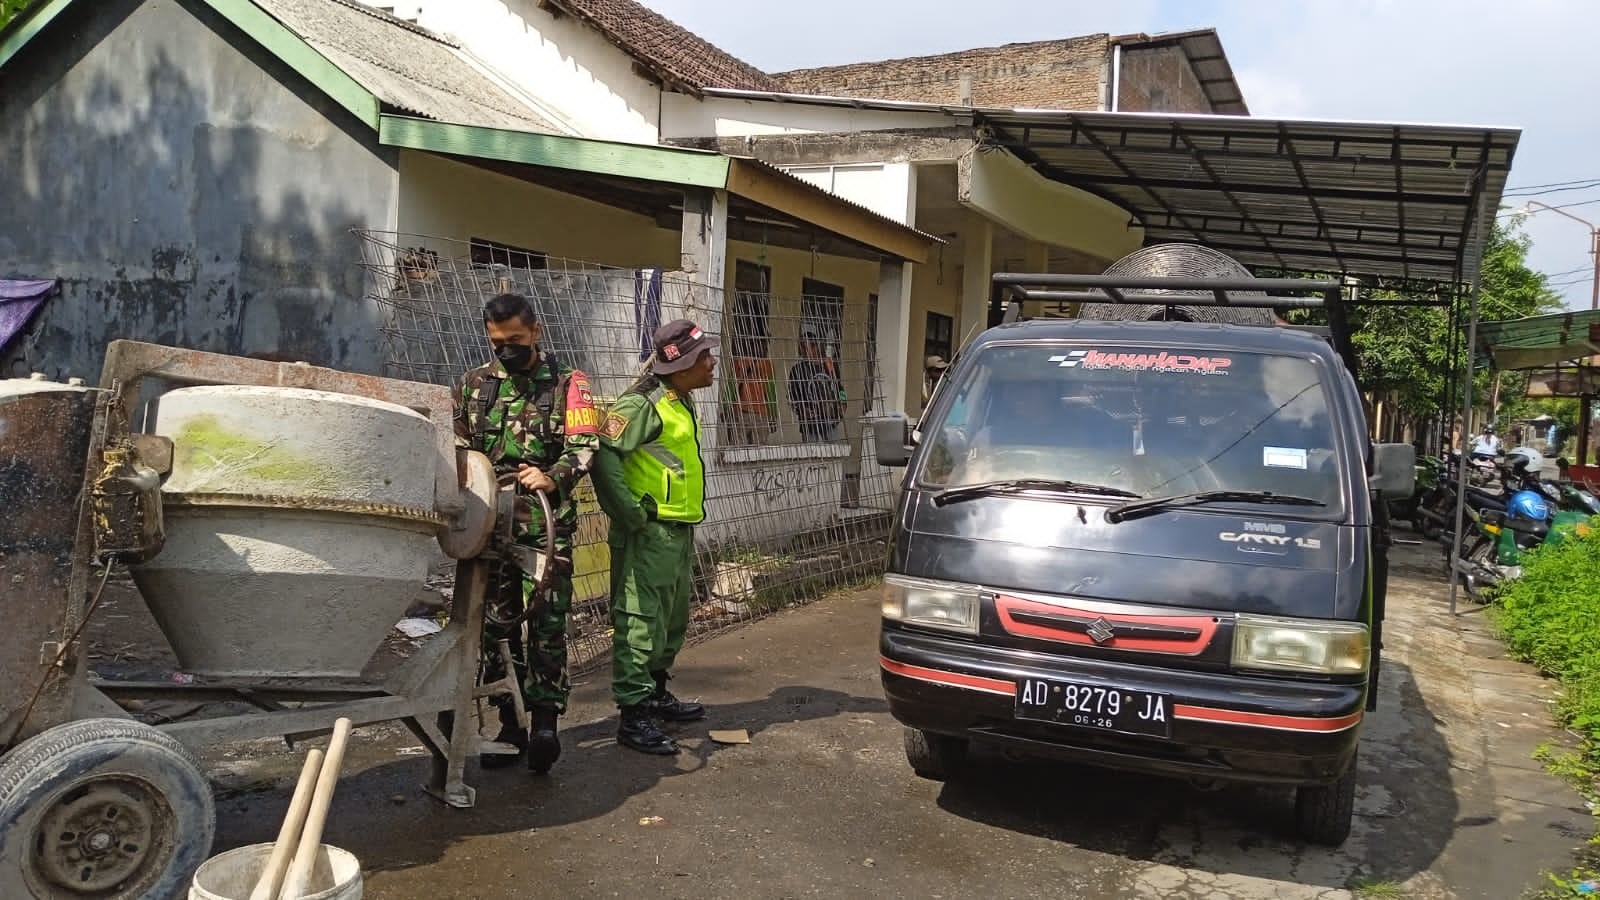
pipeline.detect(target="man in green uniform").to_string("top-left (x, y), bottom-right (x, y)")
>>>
top-left (593, 319), bottom-right (718, 755)
top-left (453, 292), bottom-right (600, 774)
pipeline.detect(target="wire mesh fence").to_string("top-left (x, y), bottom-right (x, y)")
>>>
top-left (356, 230), bottom-right (900, 674)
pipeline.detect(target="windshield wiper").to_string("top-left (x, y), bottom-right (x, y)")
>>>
top-left (932, 479), bottom-right (1141, 507)
top-left (1105, 490), bottom-right (1326, 523)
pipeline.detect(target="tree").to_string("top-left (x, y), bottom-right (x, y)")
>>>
top-left (1282, 220), bottom-right (1562, 442)
top-left (0, 0), bottom-right (35, 30)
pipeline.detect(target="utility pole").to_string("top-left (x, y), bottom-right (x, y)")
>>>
top-left (1522, 200), bottom-right (1600, 309)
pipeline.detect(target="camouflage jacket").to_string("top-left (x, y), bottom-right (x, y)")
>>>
top-left (452, 352), bottom-right (599, 541)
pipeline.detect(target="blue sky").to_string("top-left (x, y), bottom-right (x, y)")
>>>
top-left (643, 0), bottom-right (1600, 310)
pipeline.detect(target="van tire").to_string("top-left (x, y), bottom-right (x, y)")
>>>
top-left (1293, 748), bottom-right (1357, 846)
top-left (903, 728), bottom-right (967, 781)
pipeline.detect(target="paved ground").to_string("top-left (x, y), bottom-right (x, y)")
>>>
top-left (180, 535), bottom-right (1591, 899)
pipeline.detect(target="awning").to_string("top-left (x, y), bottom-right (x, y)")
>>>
top-left (378, 116), bottom-right (943, 265)
top-left (697, 88), bottom-right (1521, 292)
top-left (1471, 309), bottom-right (1600, 370)
top-left (981, 109), bottom-right (1519, 291)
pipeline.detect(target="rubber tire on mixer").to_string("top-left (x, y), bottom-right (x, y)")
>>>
top-left (0, 718), bottom-right (215, 899)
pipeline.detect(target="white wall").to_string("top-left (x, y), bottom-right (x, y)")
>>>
top-left (397, 150), bottom-right (680, 267)
top-left (661, 93), bottom-right (952, 140)
top-left (394, 0), bottom-right (664, 143)
top-left (780, 162), bottom-right (917, 223)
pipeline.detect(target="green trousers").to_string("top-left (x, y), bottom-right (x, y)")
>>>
top-left (483, 546), bottom-right (573, 714)
top-left (609, 520), bottom-right (694, 708)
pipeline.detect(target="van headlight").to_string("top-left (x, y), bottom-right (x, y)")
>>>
top-left (1231, 615), bottom-right (1369, 675)
top-left (882, 574), bottom-right (980, 635)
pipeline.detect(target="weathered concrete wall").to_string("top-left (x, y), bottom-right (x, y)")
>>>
top-left (0, 0), bottom-right (399, 382)
top-left (1117, 44), bottom-right (1215, 113)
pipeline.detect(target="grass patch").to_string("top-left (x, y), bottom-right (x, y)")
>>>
top-left (1350, 879), bottom-right (1407, 898)
top-left (1490, 521), bottom-right (1600, 896)
top-left (1492, 521), bottom-right (1600, 769)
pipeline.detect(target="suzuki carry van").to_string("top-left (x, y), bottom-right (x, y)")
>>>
top-left (873, 276), bottom-right (1413, 846)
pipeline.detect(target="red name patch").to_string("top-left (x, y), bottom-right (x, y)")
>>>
top-left (564, 373), bottom-right (599, 435)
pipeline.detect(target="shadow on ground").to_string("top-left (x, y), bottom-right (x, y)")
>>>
top-left (927, 659), bottom-right (1456, 888)
top-left (211, 683), bottom-right (887, 874)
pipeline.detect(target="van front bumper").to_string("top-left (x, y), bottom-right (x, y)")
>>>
top-left (880, 626), bottom-right (1364, 786)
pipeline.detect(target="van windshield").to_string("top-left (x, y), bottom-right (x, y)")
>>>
top-left (915, 343), bottom-right (1344, 511)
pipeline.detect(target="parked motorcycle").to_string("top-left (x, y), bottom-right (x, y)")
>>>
top-left (1449, 448), bottom-right (1593, 600)
top-left (1414, 452), bottom-right (1507, 539)
top-left (1390, 453), bottom-right (1442, 528)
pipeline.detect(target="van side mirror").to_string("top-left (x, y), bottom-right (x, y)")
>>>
top-left (1368, 443), bottom-right (1416, 498)
top-left (873, 416), bottom-right (915, 468)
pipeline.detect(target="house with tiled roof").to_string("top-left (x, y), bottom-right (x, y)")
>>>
top-left (358, 1), bottom-right (1249, 417)
top-left (0, 0), bottom-right (1262, 553)
top-left (0, 0), bottom-right (947, 559)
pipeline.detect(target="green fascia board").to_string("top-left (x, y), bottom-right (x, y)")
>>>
top-left (0, 0), bottom-right (79, 71)
top-left (0, 0), bottom-right (379, 130)
top-left (199, 0), bottom-right (379, 128)
top-left (380, 115), bottom-right (731, 189)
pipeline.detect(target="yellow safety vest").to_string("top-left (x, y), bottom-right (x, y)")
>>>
top-left (620, 389), bottom-right (706, 523)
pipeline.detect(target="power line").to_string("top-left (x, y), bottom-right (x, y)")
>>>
top-left (1505, 177), bottom-right (1600, 192)
top-left (1504, 182), bottom-right (1600, 198)
top-left (1498, 197), bottom-right (1600, 218)
top-left (1546, 265), bottom-right (1596, 279)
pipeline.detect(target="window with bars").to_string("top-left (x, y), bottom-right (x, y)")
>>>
top-left (724, 261), bottom-right (777, 446)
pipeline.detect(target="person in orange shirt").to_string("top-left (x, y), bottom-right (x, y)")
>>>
top-left (728, 332), bottom-right (775, 445)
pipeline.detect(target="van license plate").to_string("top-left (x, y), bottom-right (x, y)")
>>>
top-left (1014, 678), bottom-right (1172, 738)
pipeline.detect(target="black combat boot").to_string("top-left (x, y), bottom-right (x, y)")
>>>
top-left (617, 704), bottom-right (679, 755)
top-left (527, 706), bottom-right (561, 775)
top-left (646, 670), bottom-right (705, 722)
top-left (479, 701), bottom-right (527, 770)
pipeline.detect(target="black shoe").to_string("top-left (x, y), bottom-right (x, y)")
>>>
top-left (617, 705), bottom-right (679, 755)
top-left (646, 670), bottom-right (706, 722)
top-left (480, 702), bottom-right (527, 769)
top-left (527, 706), bottom-right (561, 775)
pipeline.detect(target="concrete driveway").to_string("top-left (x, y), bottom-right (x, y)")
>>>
top-left (205, 538), bottom-right (1593, 899)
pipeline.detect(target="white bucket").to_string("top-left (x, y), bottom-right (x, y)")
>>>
top-left (190, 842), bottom-right (363, 900)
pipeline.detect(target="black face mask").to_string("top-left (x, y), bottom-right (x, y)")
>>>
top-left (496, 343), bottom-right (534, 372)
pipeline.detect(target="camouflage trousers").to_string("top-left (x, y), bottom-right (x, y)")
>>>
top-left (483, 534), bottom-right (574, 715)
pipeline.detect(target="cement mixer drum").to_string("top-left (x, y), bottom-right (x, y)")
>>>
top-left (131, 385), bottom-right (444, 679)
top-left (1078, 243), bottom-right (1278, 325)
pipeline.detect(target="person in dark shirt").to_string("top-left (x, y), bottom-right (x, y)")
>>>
top-left (787, 328), bottom-right (845, 442)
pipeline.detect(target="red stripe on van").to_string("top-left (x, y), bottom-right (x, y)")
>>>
top-left (879, 658), bottom-right (1014, 696)
top-left (1174, 705), bottom-right (1363, 733)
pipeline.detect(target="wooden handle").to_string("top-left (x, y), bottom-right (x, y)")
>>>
top-left (248, 748), bottom-right (324, 900)
top-left (278, 718), bottom-right (353, 900)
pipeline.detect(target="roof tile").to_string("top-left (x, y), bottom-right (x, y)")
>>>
top-left (543, 0), bottom-right (776, 92)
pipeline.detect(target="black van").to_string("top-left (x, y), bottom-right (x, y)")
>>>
top-left (872, 275), bottom-right (1414, 845)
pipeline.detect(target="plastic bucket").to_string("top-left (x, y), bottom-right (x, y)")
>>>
top-left (190, 842), bottom-right (363, 900)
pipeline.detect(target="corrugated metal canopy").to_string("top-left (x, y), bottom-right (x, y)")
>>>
top-left (981, 109), bottom-right (1520, 291)
top-left (1472, 309), bottom-right (1600, 370)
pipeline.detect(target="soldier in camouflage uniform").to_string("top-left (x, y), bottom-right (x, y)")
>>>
top-left (453, 292), bottom-right (599, 774)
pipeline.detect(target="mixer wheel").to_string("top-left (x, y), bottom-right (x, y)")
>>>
top-left (0, 718), bottom-right (214, 899)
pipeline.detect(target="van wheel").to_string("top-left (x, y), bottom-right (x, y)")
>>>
top-left (903, 728), bottom-right (967, 781)
top-left (1294, 748), bottom-right (1357, 846)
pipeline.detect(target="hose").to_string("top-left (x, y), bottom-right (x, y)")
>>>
top-left (483, 472), bottom-right (558, 630)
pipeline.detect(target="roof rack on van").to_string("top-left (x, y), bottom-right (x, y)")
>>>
top-left (991, 273), bottom-right (1341, 313)
top-left (989, 272), bottom-right (1359, 384)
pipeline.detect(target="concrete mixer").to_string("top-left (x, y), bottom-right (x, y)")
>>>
top-left (0, 340), bottom-right (532, 898)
